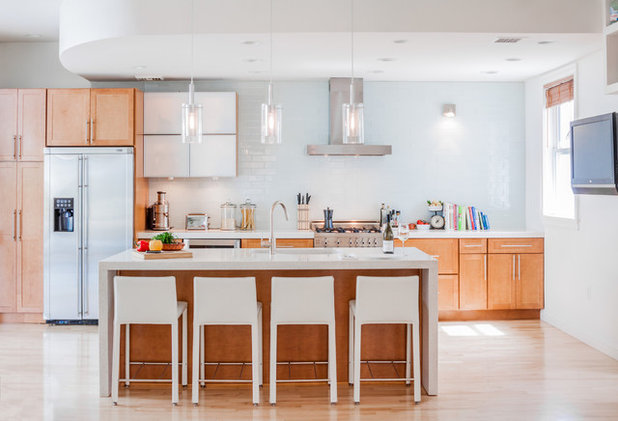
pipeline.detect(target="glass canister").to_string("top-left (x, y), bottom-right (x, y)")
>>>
top-left (220, 201), bottom-right (237, 231)
top-left (240, 199), bottom-right (256, 231)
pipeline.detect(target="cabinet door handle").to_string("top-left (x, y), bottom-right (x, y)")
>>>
top-left (85, 120), bottom-right (89, 144)
top-left (518, 255), bottom-right (521, 280)
top-left (512, 255), bottom-right (516, 281)
top-left (501, 244), bottom-right (532, 248)
top-left (464, 244), bottom-right (482, 247)
top-left (483, 254), bottom-right (487, 281)
top-left (13, 210), bottom-right (17, 240)
top-left (13, 135), bottom-right (17, 160)
top-left (18, 210), bottom-right (22, 240)
top-left (18, 135), bottom-right (22, 159)
top-left (90, 118), bottom-right (94, 143)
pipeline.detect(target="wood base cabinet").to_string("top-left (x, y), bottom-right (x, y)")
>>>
top-left (0, 161), bottom-right (43, 313)
top-left (459, 253), bottom-right (487, 310)
top-left (488, 253), bottom-right (544, 310)
top-left (438, 274), bottom-right (459, 311)
top-left (47, 89), bottom-right (136, 147)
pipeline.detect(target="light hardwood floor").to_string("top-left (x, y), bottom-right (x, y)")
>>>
top-left (0, 320), bottom-right (616, 420)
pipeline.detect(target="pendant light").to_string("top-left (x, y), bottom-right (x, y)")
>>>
top-left (181, 0), bottom-right (202, 144)
top-left (342, 0), bottom-right (364, 145)
top-left (260, 0), bottom-right (282, 144)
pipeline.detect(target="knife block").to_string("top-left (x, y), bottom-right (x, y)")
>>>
top-left (297, 205), bottom-right (310, 230)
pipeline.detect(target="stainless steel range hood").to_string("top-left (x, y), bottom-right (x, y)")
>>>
top-left (307, 78), bottom-right (392, 156)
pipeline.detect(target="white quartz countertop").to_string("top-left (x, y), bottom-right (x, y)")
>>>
top-left (100, 247), bottom-right (437, 271)
top-left (137, 229), bottom-right (314, 239)
top-left (136, 229), bottom-right (542, 240)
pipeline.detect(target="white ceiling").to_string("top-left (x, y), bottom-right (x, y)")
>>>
top-left (0, 0), bottom-right (604, 81)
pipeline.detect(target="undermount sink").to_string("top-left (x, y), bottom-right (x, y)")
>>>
top-left (250, 248), bottom-right (342, 255)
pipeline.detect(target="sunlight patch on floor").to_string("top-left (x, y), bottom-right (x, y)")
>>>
top-left (440, 323), bottom-right (505, 337)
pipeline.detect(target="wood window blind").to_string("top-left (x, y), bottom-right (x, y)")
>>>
top-left (544, 77), bottom-right (574, 108)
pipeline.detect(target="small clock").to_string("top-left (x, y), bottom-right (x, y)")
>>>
top-left (430, 214), bottom-right (445, 229)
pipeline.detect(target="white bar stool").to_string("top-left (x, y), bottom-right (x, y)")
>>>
top-left (192, 276), bottom-right (262, 406)
top-left (349, 275), bottom-right (420, 403)
top-left (111, 276), bottom-right (188, 405)
top-left (269, 276), bottom-right (337, 405)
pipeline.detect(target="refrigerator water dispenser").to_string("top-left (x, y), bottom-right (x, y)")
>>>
top-left (54, 198), bottom-right (74, 232)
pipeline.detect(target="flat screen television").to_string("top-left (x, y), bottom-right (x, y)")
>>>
top-left (570, 112), bottom-right (618, 195)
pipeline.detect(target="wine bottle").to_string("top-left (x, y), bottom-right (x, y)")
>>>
top-left (382, 214), bottom-right (394, 254)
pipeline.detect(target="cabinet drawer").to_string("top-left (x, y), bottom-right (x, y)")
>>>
top-left (459, 238), bottom-right (487, 254)
top-left (405, 239), bottom-right (458, 274)
top-left (488, 238), bottom-right (544, 254)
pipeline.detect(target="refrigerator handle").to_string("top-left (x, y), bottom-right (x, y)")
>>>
top-left (77, 156), bottom-right (83, 317)
top-left (83, 156), bottom-right (89, 315)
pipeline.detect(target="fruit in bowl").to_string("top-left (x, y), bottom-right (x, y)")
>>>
top-left (416, 220), bottom-right (431, 231)
top-left (151, 232), bottom-right (185, 251)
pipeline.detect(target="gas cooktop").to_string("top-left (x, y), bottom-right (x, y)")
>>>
top-left (311, 220), bottom-right (383, 248)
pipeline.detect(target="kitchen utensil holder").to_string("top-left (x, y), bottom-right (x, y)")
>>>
top-left (297, 205), bottom-right (310, 230)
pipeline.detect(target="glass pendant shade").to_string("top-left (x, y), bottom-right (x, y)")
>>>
top-left (261, 102), bottom-right (282, 144)
top-left (181, 82), bottom-right (202, 144)
top-left (342, 102), bottom-right (364, 144)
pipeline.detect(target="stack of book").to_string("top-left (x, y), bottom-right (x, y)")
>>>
top-left (442, 203), bottom-right (490, 231)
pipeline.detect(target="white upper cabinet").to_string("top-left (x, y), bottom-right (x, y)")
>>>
top-left (143, 135), bottom-right (189, 178)
top-left (144, 92), bottom-right (237, 134)
top-left (143, 91), bottom-right (238, 178)
top-left (189, 135), bottom-right (237, 177)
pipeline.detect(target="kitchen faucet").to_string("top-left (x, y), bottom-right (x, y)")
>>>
top-left (268, 201), bottom-right (289, 254)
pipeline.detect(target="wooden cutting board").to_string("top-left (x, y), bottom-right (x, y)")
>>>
top-left (133, 250), bottom-right (193, 260)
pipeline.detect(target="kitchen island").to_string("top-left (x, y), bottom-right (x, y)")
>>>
top-left (98, 247), bottom-right (438, 398)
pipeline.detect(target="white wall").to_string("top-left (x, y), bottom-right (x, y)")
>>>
top-left (525, 50), bottom-right (618, 359)
top-left (144, 80), bottom-right (526, 231)
top-left (0, 42), bottom-right (89, 88)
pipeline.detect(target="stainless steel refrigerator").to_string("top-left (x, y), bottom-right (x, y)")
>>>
top-left (44, 147), bottom-right (134, 323)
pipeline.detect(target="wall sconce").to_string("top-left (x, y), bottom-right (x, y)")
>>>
top-left (443, 104), bottom-right (456, 118)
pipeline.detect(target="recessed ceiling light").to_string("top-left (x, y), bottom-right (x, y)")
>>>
top-left (369, 70), bottom-right (384, 74)
top-left (393, 39), bottom-right (407, 44)
top-left (25, 34), bottom-right (41, 38)
top-left (134, 65), bottom-right (146, 70)
top-left (377, 58), bottom-right (396, 62)
top-left (482, 70), bottom-right (499, 75)
top-left (505, 58), bottom-right (522, 62)
top-left (241, 40), bottom-right (259, 45)
top-left (243, 58), bottom-right (261, 63)
top-left (248, 70), bottom-right (266, 74)
top-left (538, 40), bottom-right (554, 45)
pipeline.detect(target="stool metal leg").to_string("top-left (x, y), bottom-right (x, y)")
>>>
top-left (171, 321), bottom-right (179, 405)
top-left (182, 309), bottom-right (188, 387)
top-left (251, 323), bottom-right (260, 405)
top-left (200, 325), bottom-right (205, 388)
top-left (192, 322), bottom-right (200, 405)
top-left (125, 324), bottom-right (130, 387)
top-left (412, 322), bottom-right (421, 403)
top-left (353, 320), bottom-right (362, 403)
top-left (328, 321), bottom-right (338, 404)
top-left (405, 323), bottom-right (411, 386)
top-left (348, 305), bottom-right (354, 385)
top-left (269, 323), bottom-right (277, 405)
top-left (111, 322), bottom-right (121, 405)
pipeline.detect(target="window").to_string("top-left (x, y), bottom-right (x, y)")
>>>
top-left (543, 77), bottom-right (575, 219)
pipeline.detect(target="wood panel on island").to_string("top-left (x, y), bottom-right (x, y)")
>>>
top-left (397, 237), bottom-right (544, 320)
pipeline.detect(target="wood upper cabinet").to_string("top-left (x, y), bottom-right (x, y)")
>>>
top-left (241, 238), bottom-right (314, 248)
top-left (16, 162), bottom-right (44, 312)
top-left (47, 89), bottom-right (90, 146)
top-left (459, 253), bottom-right (487, 310)
top-left (0, 89), bottom-right (45, 161)
top-left (0, 90), bottom-right (18, 161)
top-left (438, 274), bottom-right (459, 311)
top-left (403, 239), bottom-right (458, 274)
top-left (47, 88), bottom-right (137, 147)
top-left (0, 162), bottom-right (17, 312)
top-left (90, 89), bottom-right (134, 146)
top-left (488, 253), bottom-right (544, 310)
top-left (516, 254), bottom-right (544, 309)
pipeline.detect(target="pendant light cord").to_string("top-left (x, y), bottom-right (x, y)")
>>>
top-left (268, 0), bottom-right (274, 104)
top-left (349, 0), bottom-right (355, 104)
top-left (191, 0), bottom-right (195, 85)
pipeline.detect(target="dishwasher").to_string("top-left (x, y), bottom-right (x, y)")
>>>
top-left (187, 239), bottom-right (241, 248)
